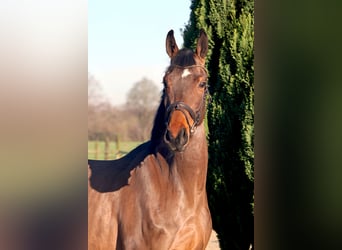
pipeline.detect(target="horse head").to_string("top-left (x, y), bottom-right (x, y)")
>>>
top-left (162, 29), bottom-right (209, 152)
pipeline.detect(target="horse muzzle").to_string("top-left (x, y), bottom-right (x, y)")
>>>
top-left (164, 126), bottom-right (189, 152)
top-left (164, 101), bottom-right (200, 151)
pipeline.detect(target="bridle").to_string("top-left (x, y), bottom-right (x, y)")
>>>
top-left (164, 65), bottom-right (210, 135)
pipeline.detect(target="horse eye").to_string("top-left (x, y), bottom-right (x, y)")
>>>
top-left (199, 82), bottom-right (207, 88)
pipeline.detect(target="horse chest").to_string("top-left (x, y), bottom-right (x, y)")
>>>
top-left (117, 179), bottom-right (211, 250)
top-left (118, 207), bottom-right (210, 250)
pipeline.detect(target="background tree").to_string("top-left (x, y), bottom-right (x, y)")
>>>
top-left (183, 0), bottom-right (254, 249)
top-left (88, 73), bottom-right (121, 141)
top-left (88, 73), bottom-right (105, 140)
top-left (126, 77), bottom-right (160, 141)
top-left (88, 73), bottom-right (104, 106)
top-left (88, 75), bottom-right (160, 143)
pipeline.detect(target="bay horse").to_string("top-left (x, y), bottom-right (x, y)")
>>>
top-left (88, 29), bottom-right (212, 250)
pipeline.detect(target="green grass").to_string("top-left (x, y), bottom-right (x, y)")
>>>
top-left (88, 140), bottom-right (143, 160)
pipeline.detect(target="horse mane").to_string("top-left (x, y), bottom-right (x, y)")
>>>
top-left (150, 90), bottom-right (167, 145)
top-left (89, 141), bottom-right (151, 192)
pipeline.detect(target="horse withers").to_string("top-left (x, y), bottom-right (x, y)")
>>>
top-left (88, 29), bottom-right (212, 250)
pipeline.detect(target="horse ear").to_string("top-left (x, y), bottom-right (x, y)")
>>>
top-left (166, 30), bottom-right (179, 58)
top-left (195, 29), bottom-right (208, 62)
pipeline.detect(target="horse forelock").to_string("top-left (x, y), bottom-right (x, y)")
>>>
top-left (171, 49), bottom-right (196, 68)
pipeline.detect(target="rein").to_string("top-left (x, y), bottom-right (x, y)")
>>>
top-left (165, 64), bottom-right (209, 135)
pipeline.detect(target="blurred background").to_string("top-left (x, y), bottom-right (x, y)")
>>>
top-left (1, 1), bottom-right (342, 250)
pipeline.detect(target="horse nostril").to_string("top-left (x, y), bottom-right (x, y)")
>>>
top-left (176, 128), bottom-right (188, 146)
top-left (164, 128), bottom-right (189, 151)
top-left (180, 128), bottom-right (186, 138)
top-left (165, 130), bottom-right (173, 142)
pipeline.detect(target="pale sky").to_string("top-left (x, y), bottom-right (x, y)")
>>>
top-left (88, 0), bottom-right (191, 105)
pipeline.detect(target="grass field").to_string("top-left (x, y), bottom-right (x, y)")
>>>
top-left (88, 140), bottom-right (143, 160)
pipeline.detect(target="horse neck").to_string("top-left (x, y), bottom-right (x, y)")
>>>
top-left (150, 101), bottom-right (208, 193)
top-left (172, 124), bottom-right (208, 191)
top-left (151, 123), bottom-right (208, 200)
